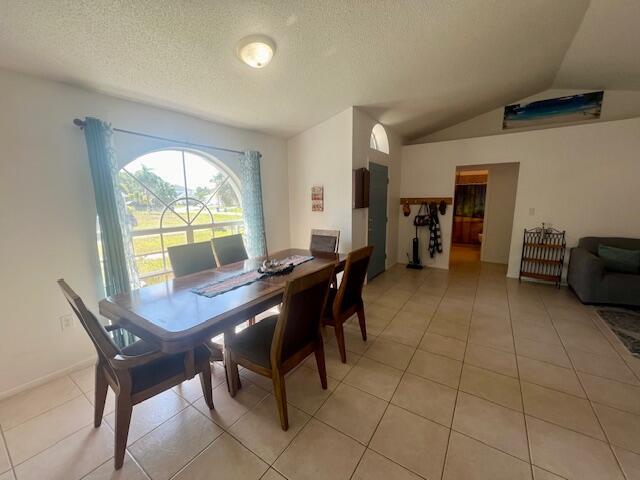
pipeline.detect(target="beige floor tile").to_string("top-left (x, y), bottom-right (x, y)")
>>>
top-left (365, 304), bottom-right (400, 323)
top-left (0, 471), bottom-right (13, 480)
top-left (402, 300), bottom-right (437, 319)
top-left (512, 321), bottom-right (562, 346)
top-left (0, 376), bottom-right (82, 430)
top-left (407, 349), bottom-right (462, 388)
top-left (468, 324), bottom-right (515, 353)
top-left (260, 469), bottom-right (286, 480)
top-left (364, 338), bottom-right (415, 370)
top-left (83, 452), bottom-right (148, 480)
top-left (303, 343), bottom-right (361, 381)
top-left (459, 364), bottom-right (522, 411)
top-left (561, 330), bottom-right (619, 358)
top-left (614, 447), bottom-right (640, 480)
top-left (13, 425), bottom-right (113, 480)
top-left (173, 433), bottom-right (267, 480)
top-left (105, 389), bottom-right (189, 445)
top-left (274, 419), bottom-right (364, 480)
top-left (453, 392), bottom-right (528, 460)
top-left (532, 466), bottom-right (564, 479)
top-left (70, 366), bottom-right (95, 393)
top-left (443, 431), bottom-right (532, 480)
top-left (315, 383), bottom-right (387, 444)
top-left (375, 291), bottom-right (411, 309)
top-left (129, 406), bottom-right (222, 480)
top-left (379, 317), bottom-right (425, 347)
top-left (172, 363), bottom-right (228, 402)
top-left (392, 373), bottom-right (457, 426)
top-left (352, 449), bottom-right (422, 480)
top-left (464, 343), bottom-right (518, 377)
top-left (281, 366), bottom-right (337, 414)
top-left (568, 349), bottom-right (639, 385)
top-left (579, 372), bottom-right (640, 415)
top-left (370, 405), bottom-right (449, 479)
top-left (518, 356), bottom-right (585, 398)
top-left (428, 319), bottom-right (469, 341)
top-left (593, 403), bottom-right (640, 454)
top-left (515, 337), bottom-right (572, 368)
top-left (5, 395), bottom-right (93, 465)
top-left (527, 416), bottom-right (624, 480)
top-left (229, 395), bottom-right (310, 464)
top-left (343, 357), bottom-right (403, 401)
top-left (419, 333), bottom-right (466, 361)
top-left (0, 437), bottom-right (10, 474)
top-left (522, 382), bottom-right (604, 440)
top-left (193, 379), bottom-right (268, 429)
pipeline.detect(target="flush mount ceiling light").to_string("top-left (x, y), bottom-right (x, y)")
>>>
top-left (236, 35), bottom-right (276, 68)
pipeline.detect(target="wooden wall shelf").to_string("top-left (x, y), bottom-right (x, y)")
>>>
top-left (400, 197), bottom-right (453, 206)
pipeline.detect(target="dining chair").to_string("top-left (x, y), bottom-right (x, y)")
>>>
top-left (211, 234), bottom-right (249, 266)
top-left (225, 264), bottom-right (335, 430)
top-left (168, 241), bottom-right (225, 364)
top-left (211, 233), bottom-right (257, 326)
top-left (322, 246), bottom-right (373, 363)
top-left (167, 241), bottom-right (217, 277)
top-left (310, 229), bottom-right (340, 253)
top-left (57, 279), bottom-right (214, 470)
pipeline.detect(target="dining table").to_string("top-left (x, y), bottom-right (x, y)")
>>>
top-left (98, 249), bottom-right (346, 369)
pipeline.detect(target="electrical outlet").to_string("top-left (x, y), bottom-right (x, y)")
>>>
top-left (60, 314), bottom-right (74, 331)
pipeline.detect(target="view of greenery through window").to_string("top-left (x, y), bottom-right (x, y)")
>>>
top-left (117, 149), bottom-right (243, 285)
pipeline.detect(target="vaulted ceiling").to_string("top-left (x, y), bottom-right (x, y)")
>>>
top-left (0, 1), bottom-right (636, 140)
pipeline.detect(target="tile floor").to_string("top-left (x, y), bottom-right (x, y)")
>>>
top-left (1, 259), bottom-right (640, 479)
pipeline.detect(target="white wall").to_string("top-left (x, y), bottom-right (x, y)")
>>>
top-left (352, 108), bottom-right (401, 267)
top-left (412, 89), bottom-right (640, 144)
top-left (480, 163), bottom-right (519, 264)
top-left (287, 108), bottom-right (353, 251)
top-left (0, 68), bottom-right (290, 397)
top-left (400, 117), bottom-right (640, 277)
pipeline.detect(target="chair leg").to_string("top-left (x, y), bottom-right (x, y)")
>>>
top-left (272, 372), bottom-right (289, 430)
top-left (314, 340), bottom-right (328, 389)
top-left (226, 357), bottom-right (240, 398)
top-left (114, 395), bottom-right (132, 470)
top-left (94, 365), bottom-right (108, 428)
top-left (199, 362), bottom-right (214, 410)
top-left (356, 306), bottom-right (367, 341)
top-left (334, 322), bottom-right (347, 364)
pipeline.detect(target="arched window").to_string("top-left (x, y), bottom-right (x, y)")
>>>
top-left (369, 123), bottom-right (389, 154)
top-left (117, 149), bottom-right (243, 285)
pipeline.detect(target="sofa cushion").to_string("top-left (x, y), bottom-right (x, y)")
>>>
top-left (598, 245), bottom-right (640, 274)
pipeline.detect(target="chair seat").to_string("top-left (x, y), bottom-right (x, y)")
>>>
top-left (124, 340), bottom-right (210, 394)
top-left (228, 315), bottom-right (278, 369)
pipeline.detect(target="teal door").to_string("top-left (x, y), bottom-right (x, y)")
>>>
top-left (368, 162), bottom-right (388, 280)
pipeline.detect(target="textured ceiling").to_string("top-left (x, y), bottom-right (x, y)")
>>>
top-left (554, 0), bottom-right (640, 90)
top-left (0, 0), bottom-right (591, 139)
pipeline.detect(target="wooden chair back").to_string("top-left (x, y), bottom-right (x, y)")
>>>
top-left (310, 229), bottom-right (340, 253)
top-left (57, 279), bottom-right (120, 366)
top-left (211, 234), bottom-right (249, 266)
top-left (271, 264), bottom-right (334, 367)
top-left (168, 241), bottom-right (217, 277)
top-left (333, 246), bottom-right (373, 315)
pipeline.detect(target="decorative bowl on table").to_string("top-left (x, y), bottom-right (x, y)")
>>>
top-left (258, 259), bottom-right (295, 276)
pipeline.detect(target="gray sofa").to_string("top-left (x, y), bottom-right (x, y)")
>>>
top-left (568, 237), bottom-right (640, 306)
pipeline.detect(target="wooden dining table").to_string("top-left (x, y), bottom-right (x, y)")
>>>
top-left (98, 249), bottom-right (346, 357)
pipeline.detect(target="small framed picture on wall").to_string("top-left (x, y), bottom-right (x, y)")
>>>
top-left (311, 185), bottom-right (324, 212)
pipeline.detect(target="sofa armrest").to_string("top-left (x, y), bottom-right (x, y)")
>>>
top-left (567, 247), bottom-right (604, 302)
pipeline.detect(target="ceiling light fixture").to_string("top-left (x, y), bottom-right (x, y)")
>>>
top-left (236, 35), bottom-right (276, 69)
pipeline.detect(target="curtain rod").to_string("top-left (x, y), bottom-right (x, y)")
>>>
top-left (73, 118), bottom-right (244, 155)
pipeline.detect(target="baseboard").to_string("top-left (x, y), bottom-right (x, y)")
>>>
top-left (0, 355), bottom-right (96, 401)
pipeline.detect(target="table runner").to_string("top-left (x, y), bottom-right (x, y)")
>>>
top-left (191, 255), bottom-right (313, 298)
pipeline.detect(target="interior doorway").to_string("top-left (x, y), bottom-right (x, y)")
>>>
top-left (451, 170), bottom-right (488, 265)
top-left (450, 163), bottom-right (520, 269)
